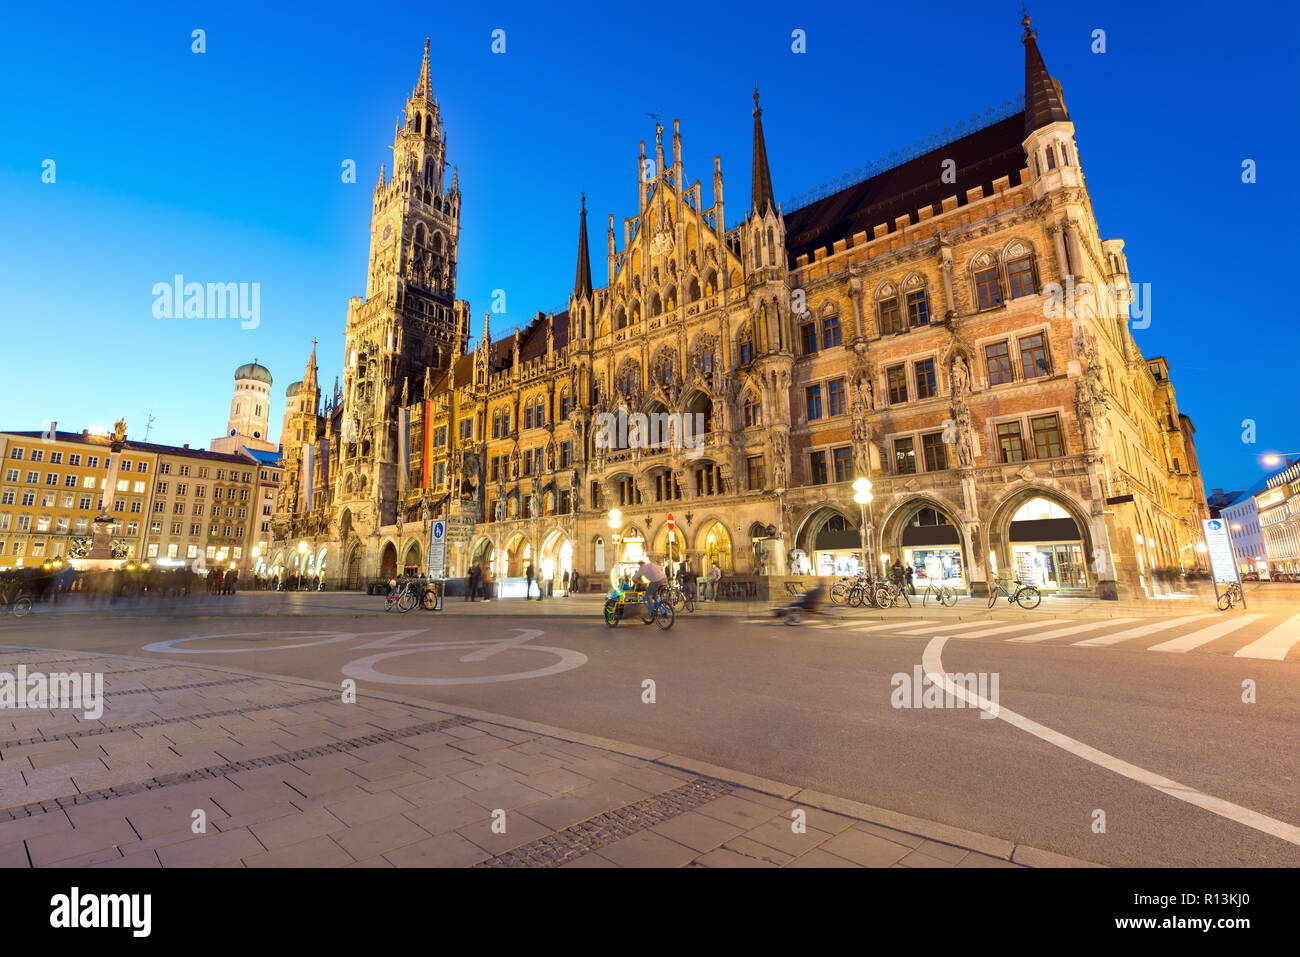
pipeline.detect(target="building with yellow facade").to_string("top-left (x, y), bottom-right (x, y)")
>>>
top-left (269, 18), bottom-right (1207, 599)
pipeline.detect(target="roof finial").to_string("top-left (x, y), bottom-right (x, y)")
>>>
top-left (753, 85), bottom-right (761, 115)
top-left (1021, 5), bottom-right (1034, 40)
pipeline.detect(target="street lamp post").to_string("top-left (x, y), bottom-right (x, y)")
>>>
top-left (852, 478), bottom-right (874, 579)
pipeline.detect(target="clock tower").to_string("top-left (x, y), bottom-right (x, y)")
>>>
top-left (339, 38), bottom-right (470, 531)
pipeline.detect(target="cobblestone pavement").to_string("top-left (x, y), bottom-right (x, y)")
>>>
top-left (0, 646), bottom-right (1081, 868)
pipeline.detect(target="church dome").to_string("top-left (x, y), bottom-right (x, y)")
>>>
top-left (235, 361), bottom-right (273, 385)
top-left (286, 381), bottom-right (303, 397)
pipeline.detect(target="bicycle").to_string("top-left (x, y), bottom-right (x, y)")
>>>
top-left (0, 589), bottom-right (33, 618)
top-left (875, 579), bottom-right (911, 609)
top-left (663, 580), bottom-right (695, 613)
top-left (987, 577), bottom-right (1042, 610)
top-left (922, 581), bottom-right (958, 607)
top-left (1216, 581), bottom-right (1244, 611)
top-left (383, 581), bottom-right (418, 612)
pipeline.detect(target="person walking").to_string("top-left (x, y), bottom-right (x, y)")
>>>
top-left (707, 560), bottom-right (722, 601)
top-left (569, 568), bottom-right (580, 596)
top-left (891, 559), bottom-right (905, 587)
top-left (466, 562), bottom-right (479, 602)
top-left (562, 568), bottom-right (570, 596)
top-left (904, 564), bottom-right (915, 596)
top-left (481, 561), bottom-right (493, 601)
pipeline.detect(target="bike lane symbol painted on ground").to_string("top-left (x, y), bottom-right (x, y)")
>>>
top-left (142, 627), bottom-right (587, 685)
top-left (342, 628), bottom-right (587, 685)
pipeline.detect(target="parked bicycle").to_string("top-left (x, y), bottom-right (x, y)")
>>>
top-left (922, 581), bottom-right (959, 607)
top-left (987, 577), bottom-right (1042, 610)
top-left (1216, 581), bottom-right (1244, 611)
top-left (662, 580), bottom-right (695, 614)
top-left (874, 578), bottom-right (911, 609)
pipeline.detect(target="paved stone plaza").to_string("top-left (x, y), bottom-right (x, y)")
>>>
top-left (0, 645), bottom-right (1079, 868)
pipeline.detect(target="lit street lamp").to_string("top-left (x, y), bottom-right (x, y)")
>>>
top-left (852, 478), bottom-right (874, 578)
top-left (297, 540), bottom-right (307, 590)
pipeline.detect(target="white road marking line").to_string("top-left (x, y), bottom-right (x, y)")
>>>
top-left (945, 620), bottom-right (1060, 639)
top-left (897, 620), bottom-right (997, 636)
top-left (922, 637), bottom-right (1300, 849)
top-left (1071, 614), bottom-right (1213, 647)
top-left (1006, 618), bottom-right (1138, 643)
top-left (1148, 614), bottom-right (1268, 654)
top-left (849, 620), bottom-right (940, 633)
top-left (1233, 614), bottom-right (1300, 661)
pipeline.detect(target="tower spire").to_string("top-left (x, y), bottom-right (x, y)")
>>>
top-left (1022, 14), bottom-right (1069, 135)
top-left (414, 37), bottom-right (433, 100)
top-left (751, 88), bottom-right (775, 217)
top-left (574, 192), bottom-right (593, 299)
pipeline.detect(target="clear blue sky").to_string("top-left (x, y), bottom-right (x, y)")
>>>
top-left (1, 0), bottom-right (1295, 493)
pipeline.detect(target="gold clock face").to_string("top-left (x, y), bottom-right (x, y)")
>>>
top-left (382, 223), bottom-right (393, 241)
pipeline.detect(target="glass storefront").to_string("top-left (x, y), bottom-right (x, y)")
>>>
top-left (905, 547), bottom-right (963, 587)
top-left (1012, 543), bottom-right (1087, 589)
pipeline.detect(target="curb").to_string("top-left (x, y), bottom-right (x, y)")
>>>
top-left (2, 641), bottom-right (1103, 868)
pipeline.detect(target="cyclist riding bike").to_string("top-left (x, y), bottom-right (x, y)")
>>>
top-left (636, 558), bottom-right (667, 618)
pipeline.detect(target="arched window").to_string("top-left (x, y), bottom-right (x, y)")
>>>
top-left (743, 393), bottom-right (761, 428)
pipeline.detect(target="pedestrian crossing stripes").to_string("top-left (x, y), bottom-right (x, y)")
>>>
top-left (1234, 614), bottom-right (1300, 661)
top-left (743, 610), bottom-right (1300, 660)
top-left (1006, 618), bottom-right (1140, 643)
top-left (1148, 615), bottom-right (1268, 654)
top-left (1071, 614), bottom-right (1212, 648)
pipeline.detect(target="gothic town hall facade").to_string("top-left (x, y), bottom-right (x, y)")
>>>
top-left (267, 20), bottom-right (1208, 600)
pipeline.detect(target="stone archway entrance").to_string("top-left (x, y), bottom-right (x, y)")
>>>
top-left (380, 542), bottom-right (397, 580)
top-left (505, 534), bottom-right (529, 578)
top-left (540, 530), bottom-right (573, 595)
top-left (345, 544), bottom-right (362, 590)
top-left (796, 505), bottom-right (860, 576)
top-left (697, 520), bottom-right (732, 573)
top-left (990, 492), bottom-right (1091, 591)
top-left (401, 540), bottom-right (422, 576)
top-left (882, 499), bottom-right (967, 589)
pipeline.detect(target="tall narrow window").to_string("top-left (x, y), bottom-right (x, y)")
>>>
top-left (914, 359), bottom-right (936, 400)
top-left (1007, 258), bottom-right (1037, 299)
top-left (974, 268), bottom-right (1001, 309)
top-left (906, 290), bottom-right (929, 327)
top-left (879, 297), bottom-right (903, 334)
top-left (832, 447), bottom-right (852, 482)
top-left (827, 379), bottom-right (846, 416)
top-left (805, 385), bottom-right (822, 421)
top-left (822, 314), bottom-right (841, 348)
top-left (1019, 333), bottom-right (1051, 378)
top-left (809, 451), bottom-right (828, 485)
top-left (887, 365), bottom-right (908, 405)
top-left (800, 323), bottom-right (818, 356)
top-left (894, 438), bottom-right (916, 474)
top-left (1031, 414), bottom-right (1063, 459)
top-left (985, 341), bottom-right (1013, 385)
top-left (998, 422), bottom-right (1025, 463)
top-left (922, 433), bottom-right (948, 471)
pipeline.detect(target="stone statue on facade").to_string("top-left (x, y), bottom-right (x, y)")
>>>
top-left (952, 400), bottom-right (974, 468)
top-left (772, 431), bottom-right (788, 489)
top-left (1076, 380), bottom-right (1101, 452)
top-left (950, 354), bottom-right (970, 398)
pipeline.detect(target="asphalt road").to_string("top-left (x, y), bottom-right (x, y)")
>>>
top-left (2, 603), bottom-right (1297, 867)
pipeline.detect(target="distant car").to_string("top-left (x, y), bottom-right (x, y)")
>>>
top-left (1243, 572), bottom-right (1260, 581)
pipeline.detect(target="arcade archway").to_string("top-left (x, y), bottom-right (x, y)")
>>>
top-left (881, 498), bottom-right (966, 588)
top-left (697, 520), bottom-right (732, 573)
top-left (990, 491), bottom-right (1091, 590)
